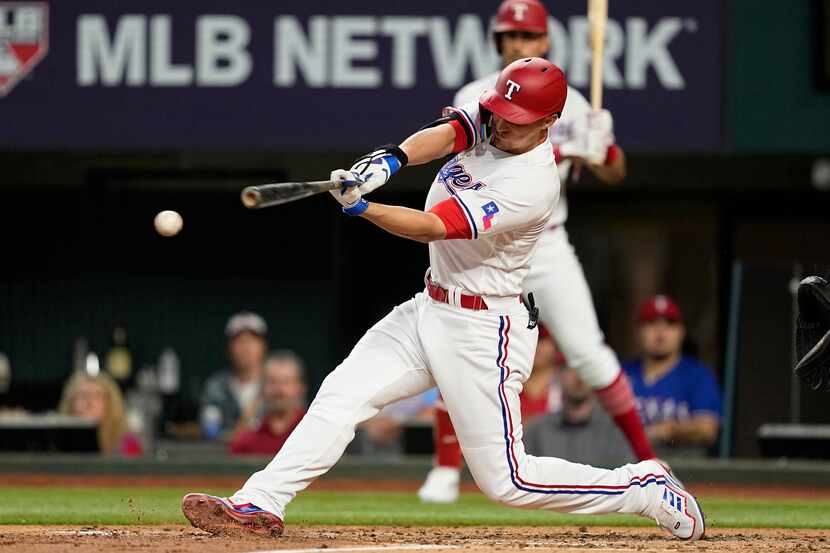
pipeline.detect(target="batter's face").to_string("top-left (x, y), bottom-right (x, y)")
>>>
top-left (491, 113), bottom-right (558, 154)
top-left (499, 31), bottom-right (550, 66)
top-left (640, 319), bottom-right (685, 360)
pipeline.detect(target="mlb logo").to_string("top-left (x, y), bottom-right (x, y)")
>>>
top-left (0, 2), bottom-right (49, 97)
top-left (481, 201), bottom-right (500, 230)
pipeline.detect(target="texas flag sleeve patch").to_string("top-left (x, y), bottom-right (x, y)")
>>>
top-left (481, 201), bottom-right (500, 230)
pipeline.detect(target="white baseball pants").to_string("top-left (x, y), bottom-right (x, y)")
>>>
top-left (522, 227), bottom-right (621, 389)
top-left (230, 291), bottom-right (664, 520)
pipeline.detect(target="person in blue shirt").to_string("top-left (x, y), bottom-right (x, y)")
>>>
top-left (623, 295), bottom-right (721, 455)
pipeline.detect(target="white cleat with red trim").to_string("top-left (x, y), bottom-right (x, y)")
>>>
top-left (643, 460), bottom-right (706, 541)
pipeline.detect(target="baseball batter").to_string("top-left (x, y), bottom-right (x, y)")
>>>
top-left (418, 0), bottom-right (656, 504)
top-left (181, 58), bottom-right (704, 541)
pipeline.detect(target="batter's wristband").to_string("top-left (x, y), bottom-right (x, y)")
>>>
top-left (343, 199), bottom-right (369, 216)
top-left (378, 144), bottom-right (409, 169)
top-left (604, 144), bottom-right (620, 166)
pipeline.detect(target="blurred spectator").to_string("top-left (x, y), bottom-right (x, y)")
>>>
top-left (524, 365), bottom-right (633, 467)
top-left (355, 388), bottom-right (438, 457)
top-left (622, 295), bottom-right (722, 456)
top-left (58, 371), bottom-right (143, 457)
top-left (0, 352), bottom-right (10, 394)
top-left (201, 311), bottom-right (268, 439)
top-left (519, 325), bottom-right (564, 423)
top-left (230, 350), bottom-right (307, 455)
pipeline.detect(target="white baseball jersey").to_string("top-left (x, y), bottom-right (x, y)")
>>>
top-left (425, 101), bottom-right (560, 298)
top-left (455, 74), bottom-right (625, 391)
top-left (454, 73), bottom-right (592, 226)
top-left (227, 78), bottom-right (689, 536)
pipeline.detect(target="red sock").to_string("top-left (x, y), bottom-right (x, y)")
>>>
top-left (594, 371), bottom-right (656, 461)
top-left (434, 404), bottom-right (462, 468)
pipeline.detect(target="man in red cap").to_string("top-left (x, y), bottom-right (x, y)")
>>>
top-left (182, 59), bottom-right (703, 541)
top-left (419, 0), bottom-right (654, 505)
top-left (623, 296), bottom-right (722, 455)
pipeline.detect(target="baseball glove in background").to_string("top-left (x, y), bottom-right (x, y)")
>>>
top-left (794, 276), bottom-right (830, 391)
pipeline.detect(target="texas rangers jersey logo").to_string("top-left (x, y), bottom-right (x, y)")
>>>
top-left (481, 201), bottom-right (500, 230)
top-left (0, 3), bottom-right (48, 98)
top-left (439, 160), bottom-right (486, 191)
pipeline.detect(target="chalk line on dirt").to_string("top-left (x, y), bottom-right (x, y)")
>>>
top-left (247, 545), bottom-right (460, 553)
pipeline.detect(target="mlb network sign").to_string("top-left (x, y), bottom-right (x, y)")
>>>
top-left (73, 13), bottom-right (693, 92)
top-left (0, 3), bottom-right (47, 97)
top-left (0, 1), bottom-right (723, 152)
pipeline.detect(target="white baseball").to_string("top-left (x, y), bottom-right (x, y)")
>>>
top-left (154, 210), bottom-right (183, 237)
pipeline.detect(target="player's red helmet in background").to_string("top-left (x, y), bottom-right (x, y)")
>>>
top-left (493, 0), bottom-right (550, 35)
top-left (479, 57), bottom-right (567, 125)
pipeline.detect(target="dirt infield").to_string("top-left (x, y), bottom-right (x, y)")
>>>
top-left (4, 474), bottom-right (830, 500)
top-left (0, 525), bottom-right (828, 553)
top-left (4, 474), bottom-right (830, 552)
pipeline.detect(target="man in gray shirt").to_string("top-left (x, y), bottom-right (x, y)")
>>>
top-left (524, 365), bottom-right (634, 468)
top-left (200, 312), bottom-right (268, 439)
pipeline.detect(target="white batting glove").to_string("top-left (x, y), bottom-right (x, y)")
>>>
top-left (584, 109), bottom-right (615, 165)
top-left (557, 109), bottom-right (615, 165)
top-left (329, 169), bottom-right (368, 216)
top-left (348, 145), bottom-right (408, 195)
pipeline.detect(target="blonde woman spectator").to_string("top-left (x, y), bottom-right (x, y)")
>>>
top-left (58, 372), bottom-right (143, 456)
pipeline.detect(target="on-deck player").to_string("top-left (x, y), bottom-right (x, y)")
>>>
top-left (418, 0), bottom-right (657, 504)
top-left (181, 58), bottom-right (704, 541)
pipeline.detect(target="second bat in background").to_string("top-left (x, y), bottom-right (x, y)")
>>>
top-left (588, 0), bottom-right (608, 110)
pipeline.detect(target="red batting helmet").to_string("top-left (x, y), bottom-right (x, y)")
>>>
top-left (493, 0), bottom-right (550, 35)
top-left (479, 57), bottom-right (567, 125)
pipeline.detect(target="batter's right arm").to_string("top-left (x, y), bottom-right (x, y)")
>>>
top-left (344, 110), bottom-right (473, 197)
top-left (402, 102), bottom-right (481, 165)
top-left (399, 124), bottom-right (456, 166)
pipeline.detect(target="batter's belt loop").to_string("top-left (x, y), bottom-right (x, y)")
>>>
top-left (424, 269), bottom-right (489, 311)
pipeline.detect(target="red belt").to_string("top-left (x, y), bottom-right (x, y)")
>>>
top-left (427, 280), bottom-right (489, 311)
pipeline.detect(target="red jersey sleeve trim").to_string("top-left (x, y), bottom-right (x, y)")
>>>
top-left (443, 106), bottom-right (476, 151)
top-left (429, 197), bottom-right (474, 240)
top-left (448, 119), bottom-right (469, 153)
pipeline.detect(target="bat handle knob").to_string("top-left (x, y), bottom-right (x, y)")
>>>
top-left (241, 187), bottom-right (262, 209)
